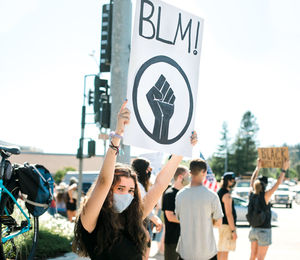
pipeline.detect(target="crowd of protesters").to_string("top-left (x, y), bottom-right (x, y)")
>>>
top-left (66, 102), bottom-right (289, 260)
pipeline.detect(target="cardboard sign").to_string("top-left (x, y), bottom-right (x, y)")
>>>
top-left (124, 0), bottom-right (204, 157)
top-left (257, 147), bottom-right (289, 168)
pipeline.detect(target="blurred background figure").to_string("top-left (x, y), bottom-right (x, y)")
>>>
top-left (217, 172), bottom-right (237, 260)
top-left (162, 165), bottom-right (189, 260)
top-left (66, 177), bottom-right (78, 222)
top-left (56, 182), bottom-right (68, 217)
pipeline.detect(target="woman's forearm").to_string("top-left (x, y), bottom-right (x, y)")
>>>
top-left (143, 154), bottom-right (183, 218)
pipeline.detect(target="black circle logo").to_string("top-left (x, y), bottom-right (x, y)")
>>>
top-left (132, 55), bottom-right (193, 144)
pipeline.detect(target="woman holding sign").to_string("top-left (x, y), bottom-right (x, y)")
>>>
top-left (248, 158), bottom-right (289, 260)
top-left (72, 101), bottom-right (197, 260)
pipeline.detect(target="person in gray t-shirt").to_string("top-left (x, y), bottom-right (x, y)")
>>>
top-left (175, 159), bottom-right (223, 260)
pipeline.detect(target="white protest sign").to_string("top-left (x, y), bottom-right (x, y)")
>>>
top-left (124, 0), bottom-right (204, 157)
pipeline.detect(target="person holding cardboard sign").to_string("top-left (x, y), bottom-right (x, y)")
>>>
top-left (248, 158), bottom-right (290, 260)
top-left (72, 101), bottom-right (197, 260)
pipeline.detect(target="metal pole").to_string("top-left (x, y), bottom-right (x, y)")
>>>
top-left (76, 75), bottom-right (86, 211)
top-left (110, 0), bottom-right (132, 164)
top-left (77, 74), bottom-right (96, 210)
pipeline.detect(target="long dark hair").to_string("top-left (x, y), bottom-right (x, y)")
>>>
top-left (131, 158), bottom-right (151, 192)
top-left (72, 164), bottom-right (147, 257)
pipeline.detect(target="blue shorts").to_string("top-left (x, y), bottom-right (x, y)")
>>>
top-left (249, 228), bottom-right (272, 246)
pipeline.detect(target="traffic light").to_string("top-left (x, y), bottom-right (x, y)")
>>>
top-left (100, 3), bottom-right (113, 72)
top-left (76, 146), bottom-right (83, 159)
top-left (94, 75), bottom-right (111, 129)
top-left (94, 76), bottom-right (107, 113)
top-left (88, 140), bottom-right (96, 157)
top-left (88, 89), bottom-right (94, 105)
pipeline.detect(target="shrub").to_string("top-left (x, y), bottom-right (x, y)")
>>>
top-left (3, 212), bottom-right (74, 259)
top-left (36, 213), bottom-right (74, 258)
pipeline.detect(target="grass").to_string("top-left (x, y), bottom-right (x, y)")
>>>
top-left (33, 228), bottom-right (72, 259)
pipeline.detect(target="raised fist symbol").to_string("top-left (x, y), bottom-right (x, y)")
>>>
top-left (146, 74), bottom-right (176, 143)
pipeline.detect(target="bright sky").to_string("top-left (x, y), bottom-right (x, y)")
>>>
top-left (1, 0), bottom-right (299, 159)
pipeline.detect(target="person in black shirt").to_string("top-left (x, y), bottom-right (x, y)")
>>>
top-left (248, 158), bottom-right (289, 260)
top-left (162, 166), bottom-right (189, 260)
top-left (217, 172), bottom-right (237, 260)
top-left (72, 101), bottom-right (198, 260)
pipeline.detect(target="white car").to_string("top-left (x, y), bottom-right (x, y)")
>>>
top-left (232, 195), bottom-right (278, 224)
top-left (270, 184), bottom-right (293, 208)
top-left (289, 185), bottom-right (300, 200)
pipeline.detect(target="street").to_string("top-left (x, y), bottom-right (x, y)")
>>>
top-left (223, 202), bottom-right (300, 260)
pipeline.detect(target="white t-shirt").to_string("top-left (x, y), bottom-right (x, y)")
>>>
top-left (138, 182), bottom-right (154, 218)
top-left (175, 185), bottom-right (223, 260)
top-left (138, 182), bottom-right (146, 199)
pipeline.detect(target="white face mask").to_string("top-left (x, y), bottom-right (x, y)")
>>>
top-left (113, 193), bottom-right (134, 213)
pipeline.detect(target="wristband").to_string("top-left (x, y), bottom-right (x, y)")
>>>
top-left (109, 141), bottom-right (120, 155)
top-left (109, 131), bottom-right (123, 139)
top-left (281, 169), bottom-right (287, 173)
top-left (231, 229), bottom-right (236, 233)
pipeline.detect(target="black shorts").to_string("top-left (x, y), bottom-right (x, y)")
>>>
top-left (66, 200), bottom-right (77, 211)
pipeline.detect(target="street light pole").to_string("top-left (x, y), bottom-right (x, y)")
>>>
top-left (77, 74), bottom-right (97, 210)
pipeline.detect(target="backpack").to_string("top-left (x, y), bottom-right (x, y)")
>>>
top-left (246, 193), bottom-right (268, 227)
top-left (15, 163), bottom-right (54, 217)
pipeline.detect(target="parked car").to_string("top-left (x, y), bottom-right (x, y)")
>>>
top-left (232, 180), bottom-right (251, 199)
top-left (270, 184), bottom-right (293, 208)
top-left (290, 185), bottom-right (300, 200)
top-left (232, 195), bottom-right (278, 224)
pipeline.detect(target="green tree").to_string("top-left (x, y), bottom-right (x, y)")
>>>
top-left (208, 156), bottom-right (225, 180)
top-left (216, 122), bottom-right (231, 173)
top-left (54, 167), bottom-right (76, 184)
top-left (209, 122), bottom-right (232, 179)
top-left (231, 111), bottom-right (259, 176)
top-left (295, 163), bottom-right (300, 181)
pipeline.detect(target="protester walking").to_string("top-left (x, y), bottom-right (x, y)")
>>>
top-left (162, 166), bottom-right (189, 260)
top-left (72, 101), bottom-right (197, 260)
top-left (56, 182), bottom-right (68, 217)
top-left (217, 172), bottom-right (237, 260)
top-left (175, 159), bottom-right (223, 260)
top-left (66, 177), bottom-right (78, 222)
top-left (248, 158), bottom-right (289, 260)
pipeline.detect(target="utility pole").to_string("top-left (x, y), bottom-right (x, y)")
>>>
top-left (77, 74), bottom-right (97, 210)
top-left (110, 0), bottom-right (132, 163)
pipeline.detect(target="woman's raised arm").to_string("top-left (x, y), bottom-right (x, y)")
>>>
top-left (265, 160), bottom-right (290, 204)
top-left (250, 159), bottom-right (261, 192)
top-left (142, 131), bottom-right (198, 219)
top-left (80, 101), bottom-right (130, 233)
